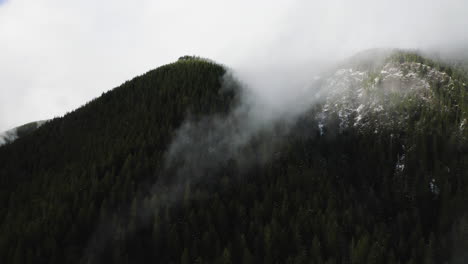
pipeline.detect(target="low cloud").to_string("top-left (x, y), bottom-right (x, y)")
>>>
top-left (1, 0), bottom-right (468, 130)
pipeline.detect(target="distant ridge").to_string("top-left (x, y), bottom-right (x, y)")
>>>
top-left (0, 120), bottom-right (48, 146)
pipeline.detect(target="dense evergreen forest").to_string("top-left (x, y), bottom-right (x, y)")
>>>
top-left (0, 52), bottom-right (467, 264)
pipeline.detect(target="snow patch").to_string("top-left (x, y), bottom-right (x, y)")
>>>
top-left (429, 178), bottom-right (440, 195)
top-left (395, 154), bottom-right (405, 173)
top-left (356, 104), bottom-right (365, 113)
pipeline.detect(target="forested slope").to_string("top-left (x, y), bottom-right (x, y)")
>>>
top-left (0, 57), bottom-right (235, 263)
top-left (0, 52), bottom-right (467, 264)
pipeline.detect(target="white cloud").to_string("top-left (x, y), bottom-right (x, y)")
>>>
top-left (0, 0), bottom-right (467, 131)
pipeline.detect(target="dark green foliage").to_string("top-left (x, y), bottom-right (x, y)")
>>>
top-left (13, 121), bottom-right (45, 139)
top-left (0, 58), bottom-right (234, 263)
top-left (0, 53), bottom-right (467, 264)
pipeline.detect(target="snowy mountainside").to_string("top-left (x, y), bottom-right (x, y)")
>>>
top-left (309, 51), bottom-right (467, 198)
top-left (316, 52), bottom-right (467, 137)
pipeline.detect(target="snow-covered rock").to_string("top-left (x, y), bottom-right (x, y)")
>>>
top-left (315, 60), bottom-right (455, 133)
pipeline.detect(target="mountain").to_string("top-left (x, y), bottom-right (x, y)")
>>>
top-left (317, 50), bottom-right (467, 136)
top-left (0, 120), bottom-right (48, 146)
top-left (0, 52), bottom-right (467, 264)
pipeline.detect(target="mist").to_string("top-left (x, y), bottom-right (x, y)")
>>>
top-left (1, 0), bottom-right (468, 131)
top-left (3, 0), bottom-right (467, 262)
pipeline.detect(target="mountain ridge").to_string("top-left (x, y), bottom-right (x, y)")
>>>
top-left (0, 51), bottom-right (467, 264)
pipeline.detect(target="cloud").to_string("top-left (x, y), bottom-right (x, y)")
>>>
top-left (1, 0), bottom-right (467, 131)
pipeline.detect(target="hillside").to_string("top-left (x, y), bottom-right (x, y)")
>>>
top-left (0, 52), bottom-right (467, 264)
top-left (0, 57), bottom-right (235, 264)
top-left (0, 120), bottom-right (48, 146)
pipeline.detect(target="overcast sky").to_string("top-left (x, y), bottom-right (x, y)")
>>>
top-left (1, 0), bottom-right (467, 131)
